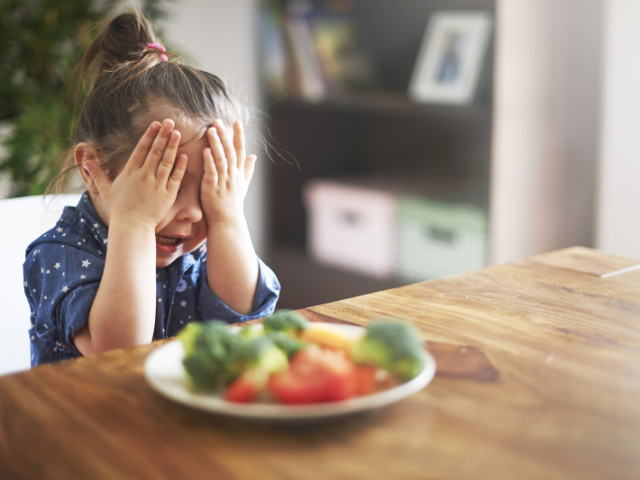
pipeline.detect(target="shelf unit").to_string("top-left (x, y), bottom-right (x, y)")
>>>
top-left (261, 0), bottom-right (496, 309)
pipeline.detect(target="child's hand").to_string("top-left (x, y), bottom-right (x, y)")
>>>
top-left (200, 120), bottom-right (257, 226)
top-left (83, 120), bottom-right (188, 230)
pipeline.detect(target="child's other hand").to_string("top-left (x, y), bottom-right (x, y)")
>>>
top-left (83, 120), bottom-right (188, 230)
top-left (201, 120), bottom-right (257, 226)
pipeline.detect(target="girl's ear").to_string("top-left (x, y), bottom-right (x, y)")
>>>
top-left (75, 143), bottom-right (101, 195)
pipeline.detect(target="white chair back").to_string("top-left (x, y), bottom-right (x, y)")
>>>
top-left (0, 194), bottom-right (82, 375)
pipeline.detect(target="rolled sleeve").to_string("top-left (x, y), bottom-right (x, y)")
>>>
top-left (56, 282), bottom-right (100, 353)
top-left (25, 242), bottom-right (104, 355)
top-left (197, 256), bottom-right (280, 323)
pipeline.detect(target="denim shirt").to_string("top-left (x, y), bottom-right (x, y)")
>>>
top-left (23, 193), bottom-right (280, 367)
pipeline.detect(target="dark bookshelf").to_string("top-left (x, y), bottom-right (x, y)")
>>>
top-left (260, 0), bottom-right (496, 310)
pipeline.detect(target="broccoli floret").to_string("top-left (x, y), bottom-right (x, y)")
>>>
top-left (238, 323), bottom-right (264, 341)
top-left (263, 309), bottom-right (309, 335)
top-left (228, 336), bottom-right (288, 378)
top-left (179, 321), bottom-right (242, 390)
top-left (266, 331), bottom-right (308, 359)
top-left (351, 320), bottom-right (425, 381)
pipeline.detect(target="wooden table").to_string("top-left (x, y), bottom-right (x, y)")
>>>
top-left (1, 247), bottom-right (640, 479)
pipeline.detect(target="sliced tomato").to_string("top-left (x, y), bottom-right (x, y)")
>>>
top-left (224, 371), bottom-right (263, 403)
top-left (267, 346), bottom-right (356, 404)
top-left (353, 365), bottom-right (377, 396)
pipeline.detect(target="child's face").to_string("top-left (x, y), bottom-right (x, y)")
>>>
top-left (153, 122), bottom-right (209, 268)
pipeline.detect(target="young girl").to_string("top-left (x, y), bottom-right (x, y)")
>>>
top-left (23, 12), bottom-right (280, 366)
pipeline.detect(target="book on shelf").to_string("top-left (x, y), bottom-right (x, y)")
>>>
top-left (282, 4), bottom-right (328, 101)
top-left (258, 2), bottom-right (288, 98)
top-left (258, 0), bottom-right (375, 101)
top-left (311, 11), bottom-right (375, 93)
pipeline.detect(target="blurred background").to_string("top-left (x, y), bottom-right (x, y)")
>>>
top-left (1, 0), bottom-right (638, 311)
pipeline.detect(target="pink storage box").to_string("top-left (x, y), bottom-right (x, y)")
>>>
top-left (304, 180), bottom-right (396, 278)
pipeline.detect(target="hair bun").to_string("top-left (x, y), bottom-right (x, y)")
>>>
top-left (79, 12), bottom-right (158, 77)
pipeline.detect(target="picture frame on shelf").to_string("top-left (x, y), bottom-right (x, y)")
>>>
top-left (408, 11), bottom-right (493, 105)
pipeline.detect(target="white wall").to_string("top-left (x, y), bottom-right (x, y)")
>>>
top-left (596, 0), bottom-right (640, 259)
top-left (160, 0), bottom-right (269, 256)
top-left (491, 0), bottom-right (604, 264)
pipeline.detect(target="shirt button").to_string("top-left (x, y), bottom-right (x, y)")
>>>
top-left (176, 279), bottom-right (187, 292)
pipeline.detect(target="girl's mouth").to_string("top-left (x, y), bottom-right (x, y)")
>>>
top-left (155, 234), bottom-right (186, 253)
top-left (156, 234), bottom-right (182, 246)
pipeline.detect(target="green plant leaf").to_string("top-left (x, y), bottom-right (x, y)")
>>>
top-left (0, 0), bottom-right (175, 197)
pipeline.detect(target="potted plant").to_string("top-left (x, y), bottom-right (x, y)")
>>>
top-left (0, 0), bottom-right (173, 197)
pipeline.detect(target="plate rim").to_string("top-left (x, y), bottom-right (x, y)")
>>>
top-left (144, 323), bottom-right (436, 420)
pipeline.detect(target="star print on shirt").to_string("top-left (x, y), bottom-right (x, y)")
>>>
top-left (80, 275), bottom-right (86, 279)
top-left (56, 227), bottom-right (63, 233)
top-left (82, 259), bottom-right (91, 268)
top-left (62, 286), bottom-right (69, 293)
top-left (180, 301), bottom-right (187, 307)
top-left (54, 263), bottom-right (61, 269)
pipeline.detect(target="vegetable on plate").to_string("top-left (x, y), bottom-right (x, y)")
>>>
top-left (178, 311), bottom-right (426, 404)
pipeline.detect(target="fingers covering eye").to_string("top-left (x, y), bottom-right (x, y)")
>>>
top-left (203, 147), bottom-right (219, 188)
top-left (234, 121), bottom-right (246, 169)
top-left (207, 127), bottom-right (228, 177)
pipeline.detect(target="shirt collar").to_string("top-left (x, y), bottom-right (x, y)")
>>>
top-left (73, 192), bottom-right (109, 245)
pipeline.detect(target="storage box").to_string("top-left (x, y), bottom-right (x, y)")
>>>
top-left (304, 180), bottom-right (396, 278)
top-left (396, 197), bottom-right (488, 282)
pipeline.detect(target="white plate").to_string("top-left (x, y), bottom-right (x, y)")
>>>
top-left (144, 323), bottom-right (436, 422)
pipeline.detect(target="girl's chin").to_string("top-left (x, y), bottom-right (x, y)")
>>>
top-left (154, 238), bottom-right (204, 268)
top-left (155, 246), bottom-right (182, 268)
top-left (155, 255), bottom-right (175, 268)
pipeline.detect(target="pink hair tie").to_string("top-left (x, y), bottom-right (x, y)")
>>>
top-left (146, 43), bottom-right (168, 62)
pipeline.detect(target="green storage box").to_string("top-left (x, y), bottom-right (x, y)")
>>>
top-left (396, 197), bottom-right (488, 282)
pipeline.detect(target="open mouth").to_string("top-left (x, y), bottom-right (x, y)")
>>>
top-left (155, 234), bottom-right (183, 246)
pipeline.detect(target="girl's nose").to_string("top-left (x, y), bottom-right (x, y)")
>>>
top-left (175, 193), bottom-right (203, 224)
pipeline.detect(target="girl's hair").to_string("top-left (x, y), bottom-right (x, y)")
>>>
top-left (52, 11), bottom-right (247, 189)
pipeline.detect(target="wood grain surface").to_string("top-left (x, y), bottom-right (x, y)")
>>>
top-left (1, 247), bottom-right (639, 480)
top-left (529, 245), bottom-right (640, 277)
